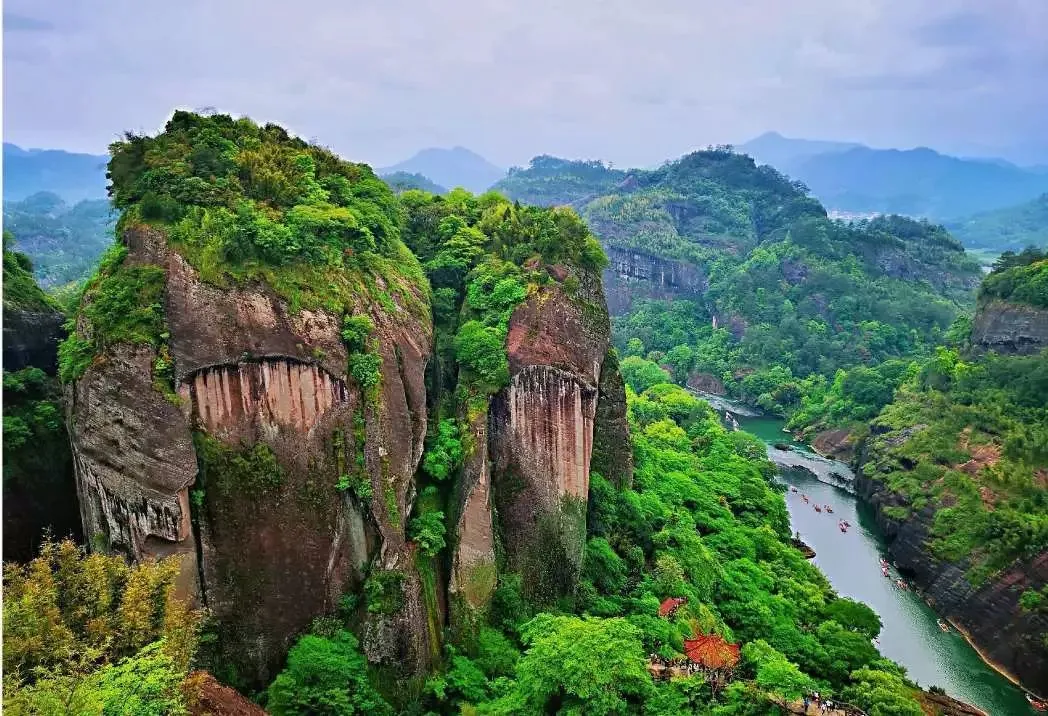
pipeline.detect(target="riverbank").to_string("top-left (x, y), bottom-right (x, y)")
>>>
top-left (777, 470), bottom-right (1031, 715)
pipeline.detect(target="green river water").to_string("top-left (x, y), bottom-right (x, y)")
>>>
top-left (734, 412), bottom-right (1035, 716)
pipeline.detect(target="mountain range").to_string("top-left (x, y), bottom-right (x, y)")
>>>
top-left (739, 132), bottom-right (1048, 220)
top-left (3, 143), bottom-right (109, 203)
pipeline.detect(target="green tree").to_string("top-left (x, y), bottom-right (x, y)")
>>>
top-left (266, 631), bottom-right (392, 716)
top-left (492, 615), bottom-right (651, 714)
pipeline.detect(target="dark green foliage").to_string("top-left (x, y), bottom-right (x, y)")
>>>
top-left (266, 630), bottom-right (392, 716)
top-left (381, 171), bottom-right (447, 195)
top-left (2, 367), bottom-right (80, 561)
top-left (194, 434), bottom-right (284, 498)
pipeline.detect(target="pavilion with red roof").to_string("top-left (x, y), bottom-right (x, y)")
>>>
top-left (683, 634), bottom-right (740, 670)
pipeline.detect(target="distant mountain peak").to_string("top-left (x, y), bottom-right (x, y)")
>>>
top-left (380, 146), bottom-right (505, 194)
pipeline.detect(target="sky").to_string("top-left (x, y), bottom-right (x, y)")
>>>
top-left (4, 0), bottom-right (1048, 169)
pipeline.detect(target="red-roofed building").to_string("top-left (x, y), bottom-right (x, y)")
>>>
top-left (683, 635), bottom-right (740, 670)
top-left (658, 597), bottom-right (687, 618)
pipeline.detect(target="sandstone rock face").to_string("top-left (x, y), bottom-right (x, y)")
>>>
top-left (856, 468), bottom-right (1048, 691)
top-left (602, 246), bottom-right (707, 315)
top-left (489, 270), bottom-right (630, 600)
top-left (68, 342), bottom-right (198, 566)
top-left (686, 371), bottom-right (726, 396)
top-left (449, 414), bottom-right (497, 610)
top-left (971, 299), bottom-right (1048, 355)
top-left (2, 307), bottom-right (65, 373)
top-left (70, 225), bottom-right (435, 685)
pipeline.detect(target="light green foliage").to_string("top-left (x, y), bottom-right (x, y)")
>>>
top-left (422, 419), bottom-right (464, 480)
top-left (841, 667), bottom-right (925, 716)
top-left (340, 314), bottom-right (374, 352)
top-left (4, 641), bottom-right (189, 716)
top-left (348, 352), bottom-right (382, 392)
top-left (2, 539), bottom-right (200, 713)
top-left (364, 569), bottom-right (404, 616)
top-left (489, 615), bottom-right (651, 714)
top-left (619, 356), bottom-right (671, 394)
top-left (409, 509), bottom-right (447, 557)
top-left (864, 345), bottom-right (1048, 581)
top-left (55, 242), bottom-right (168, 383)
top-left (266, 630), bottom-right (392, 716)
top-left (979, 251), bottom-right (1048, 308)
top-left (3, 231), bottom-right (60, 311)
top-left (454, 320), bottom-right (511, 393)
top-left (743, 640), bottom-right (815, 706)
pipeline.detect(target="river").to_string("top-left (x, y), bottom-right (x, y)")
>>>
top-left (727, 406), bottom-right (1034, 715)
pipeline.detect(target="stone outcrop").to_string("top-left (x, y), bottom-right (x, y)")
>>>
top-left (68, 224), bottom-right (434, 685)
top-left (489, 269), bottom-right (630, 601)
top-left (2, 307), bottom-right (65, 373)
top-left (602, 246), bottom-right (707, 315)
top-left (971, 299), bottom-right (1048, 355)
top-left (856, 465), bottom-right (1048, 692)
top-left (811, 428), bottom-right (856, 462)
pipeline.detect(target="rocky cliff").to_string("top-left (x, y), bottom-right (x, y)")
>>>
top-left (68, 223), bottom-right (435, 685)
top-left (970, 298), bottom-right (1048, 355)
top-left (856, 465), bottom-right (1048, 690)
top-left (2, 244), bottom-right (81, 561)
top-left (449, 266), bottom-right (632, 617)
top-left (602, 246), bottom-right (707, 315)
top-left (2, 308), bottom-right (65, 374)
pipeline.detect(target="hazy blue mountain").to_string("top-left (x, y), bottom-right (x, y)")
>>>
top-left (380, 146), bottom-right (504, 194)
top-left (739, 131), bottom-right (863, 169)
top-left (947, 193), bottom-right (1048, 250)
top-left (787, 146), bottom-right (1048, 220)
top-left (3, 143), bottom-right (109, 203)
top-left (380, 171), bottom-right (447, 195)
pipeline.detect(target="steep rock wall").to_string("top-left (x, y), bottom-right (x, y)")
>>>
top-left (2, 307), bottom-right (65, 373)
top-left (602, 246), bottom-right (707, 315)
top-left (3, 302), bottom-right (82, 561)
top-left (488, 270), bottom-right (631, 601)
top-left (971, 299), bottom-right (1048, 355)
top-left (856, 465), bottom-right (1048, 691)
top-left (69, 225), bottom-right (435, 685)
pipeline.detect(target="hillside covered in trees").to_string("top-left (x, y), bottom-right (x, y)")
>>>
top-left (2, 112), bottom-right (958, 715)
top-left (497, 149), bottom-right (983, 418)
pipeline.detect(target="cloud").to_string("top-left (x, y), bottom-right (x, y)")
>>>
top-left (3, 12), bottom-right (54, 32)
top-left (3, 0), bottom-right (1046, 167)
